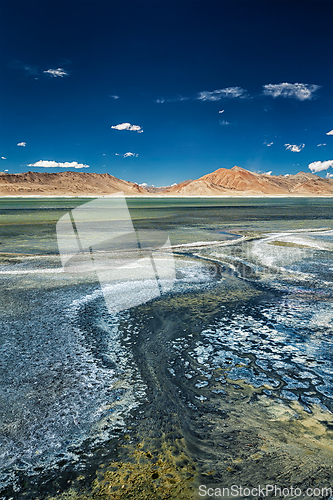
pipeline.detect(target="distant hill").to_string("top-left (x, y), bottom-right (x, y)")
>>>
top-left (0, 171), bottom-right (148, 196)
top-left (161, 166), bottom-right (333, 196)
top-left (0, 167), bottom-right (332, 196)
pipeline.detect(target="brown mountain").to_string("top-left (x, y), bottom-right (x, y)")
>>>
top-left (162, 166), bottom-right (333, 196)
top-left (0, 171), bottom-right (148, 196)
top-left (0, 167), bottom-right (332, 197)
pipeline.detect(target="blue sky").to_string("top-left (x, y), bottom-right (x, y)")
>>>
top-left (0, 0), bottom-right (332, 186)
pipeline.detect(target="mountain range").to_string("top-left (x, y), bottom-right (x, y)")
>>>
top-left (1, 167), bottom-right (333, 196)
top-left (0, 171), bottom-right (147, 196)
top-left (162, 166), bottom-right (333, 196)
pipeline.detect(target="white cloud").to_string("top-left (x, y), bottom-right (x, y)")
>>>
top-left (111, 123), bottom-right (143, 133)
top-left (264, 141), bottom-right (273, 146)
top-left (256, 169), bottom-right (273, 175)
top-left (4, 169), bottom-right (8, 172)
top-left (285, 143), bottom-right (305, 153)
top-left (326, 130), bottom-right (333, 136)
top-left (198, 87), bottom-right (246, 101)
top-left (123, 152), bottom-right (138, 158)
top-left (27, 160), bottom-right (89, 169)
top-left (308, 160), bottom-right (333, 173)
top-left (219, 110), bottom-right (225, 113)
top-left (17, 142), bottom-right (26, 147)
top-left (1, 157), bottom-right (6, 159)
top-left (110, 95), bottom-right (119, 99)
top-left (219, 120), bottom-right (230, 126)
top-left (326, 172), bottom-right (333, 179)
top-left (139, 182), bottom-right (148, 187)
top-left (317, 143), bottom-right (326, 147)
top-left (156, 96), bottom-right (188, 104)
top-left (115, 152), bottom-right (138, 158)
top-left (44, 68), bottom-right (68, 77)
top-left (263, 83), bottom-right (320, 100)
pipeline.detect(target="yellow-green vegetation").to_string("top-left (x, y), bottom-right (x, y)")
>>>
top-left (152, 281), bottom-right (262, 321)
top-left (267, 240), bottom-right (312, 248)
top-left (47, 438), bottom-right (196, 500)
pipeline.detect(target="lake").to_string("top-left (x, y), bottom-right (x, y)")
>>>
top-left (0, 197), bottom-right (332, 499)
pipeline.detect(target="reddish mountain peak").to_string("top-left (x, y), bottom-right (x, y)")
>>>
top-left (230, 165), bottom-right (248, 171)
top-left (293, 171), bottom-right (317, 179)
top-left (200, 166), bottom-right (252, 179)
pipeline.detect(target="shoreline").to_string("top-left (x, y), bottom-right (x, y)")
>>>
top-left (1, 194), bottom-right (333, 199)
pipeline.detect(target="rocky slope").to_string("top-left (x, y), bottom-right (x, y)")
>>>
top-left (162, 166), bottom-right (333, 196)
top-left (0, 171), bottom-right (148, 196)
top-left (0, 167), bottom-right (332, 196)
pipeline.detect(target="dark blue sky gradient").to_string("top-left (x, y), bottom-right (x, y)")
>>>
top-left (0, 0), bottom-right (332, 185)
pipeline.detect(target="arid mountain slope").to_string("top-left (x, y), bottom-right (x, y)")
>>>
top-left (162, 166), bottom-right (333, 196)
top-left (0, 167), bottom-right (332, 196)
top-left (0, 171), bottom-right (148, 196)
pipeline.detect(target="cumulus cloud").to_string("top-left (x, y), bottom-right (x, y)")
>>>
top-left (326, 130), bottom-right (333, 136)
top-left (27, 160), bottom-right (89, 169)
top-left (263, 82), bottom-right (320, 100)
top-left (115, 152), bottom-right (138, 158)
top-left (285, 143), bottom-right (305, 153)
top-left (219, 120), bottom-right (230, 126)
top-left (44, 68), bottom-right (68, 77)
top-left (219, 110), bottom-right (225, 113)
top-left (197, 87), bottom-right (246, 101)
top-left (111, 123), bottom-right (143, 133)
top-left (326, 172), bottom-right (333, 179)
top-left (1, 157), bottom-right (6, 160)
top-left (17, 142), bottom-right (26, 147)
top-left (308, 160), bottom-right (333, 173)
top-left (264, 141), bottom-right (273, 146)
top-left (110, 95), bottom-right (119, 99)
top-left (317, 143), bottom-right (326, 147)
